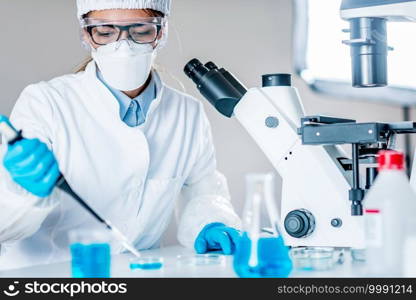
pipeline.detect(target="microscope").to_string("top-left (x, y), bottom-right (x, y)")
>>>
top-left (185, 60), bottom-right (416, 248)
top-left (183, 0), bottom-right (416, 248)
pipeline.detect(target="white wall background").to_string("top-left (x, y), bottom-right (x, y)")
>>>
top-left (0, 0), bottom-right (414, 244)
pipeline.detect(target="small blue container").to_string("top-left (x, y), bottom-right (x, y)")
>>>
top-left (70, 243), bottom-right (111, 278)
top-left (69, 229), bottom-right (112, 278)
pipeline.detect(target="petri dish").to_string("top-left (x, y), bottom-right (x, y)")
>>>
top-left (290, 248), bottom-right (313, 270)
top-left (130, 257), bottom-right (164, 270)
top-left (290, 247), bottom-right (335, 271)
top-left (351, 248), bottom-right (366, 262)
top-left (176, 254), bottom-right (225, 266)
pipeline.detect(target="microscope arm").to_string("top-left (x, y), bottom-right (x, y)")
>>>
top-left (233, 86), bottom-right (364, 248)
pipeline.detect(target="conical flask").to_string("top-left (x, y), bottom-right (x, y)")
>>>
top-left (233, 173), bottom-right (292, 278)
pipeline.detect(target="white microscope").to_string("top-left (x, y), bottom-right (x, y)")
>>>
top-left (184, 0), bottom-right (416, 250)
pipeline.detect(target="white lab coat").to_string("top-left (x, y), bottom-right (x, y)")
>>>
top-left (0, 62), bottom-right (241, 270)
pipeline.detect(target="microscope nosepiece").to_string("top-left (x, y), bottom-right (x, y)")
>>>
top-left (344, 17), bottom-right (388, 88)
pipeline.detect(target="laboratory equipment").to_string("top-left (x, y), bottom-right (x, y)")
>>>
top-left (184, 59), bottom-right (416, 249)
top-left (340, 0), bottom-right (416, 87)
top-left (290, 247), bottom-right (336, 271)
top-left (130, 257), bottom-right (164, 270)
top-left (0, 116), bottom-right (141, 258)
top-left (176, 254), bottom-right (226, 266)
top-left (340, 3), bottom-right (416, 275)
top-left (363, 150), bottom-right (416, 277)
top-left (350, 248), bottom-right (366, 262)
top-left (294, 0), bottom-right (416, 111)
top-left (69, 229), bottom-right (111, 278)
top-left (233, 173), bottom-right (292, 278)
top-left (298, 116), bottom-right (416, 216)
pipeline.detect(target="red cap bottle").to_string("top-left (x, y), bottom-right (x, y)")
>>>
top-left (377, 150), bottom-right (405, 171)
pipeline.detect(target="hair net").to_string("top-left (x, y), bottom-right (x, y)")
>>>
top-left (76, 0), bottom-right (172, 21)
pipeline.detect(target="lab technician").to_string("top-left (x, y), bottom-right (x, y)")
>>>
top-left (0, 0), bottom-right (241, 270)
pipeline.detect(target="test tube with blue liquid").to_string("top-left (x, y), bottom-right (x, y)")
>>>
top-left (69, 229), bottom-right (111, 278)
top-left (233, 173), bottom-right (293, 278)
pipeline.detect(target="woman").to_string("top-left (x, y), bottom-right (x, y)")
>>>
top-left (0, 0), bottom-right (241, 270)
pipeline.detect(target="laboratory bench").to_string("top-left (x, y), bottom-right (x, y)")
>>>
top-left (0, 245), bottom-right (368, 278)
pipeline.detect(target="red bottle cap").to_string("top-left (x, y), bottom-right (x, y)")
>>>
top-left (378, 150), bottom-right (405, 171)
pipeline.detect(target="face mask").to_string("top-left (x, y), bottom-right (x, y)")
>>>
top-left (91, 40), bottom-right (155, 91)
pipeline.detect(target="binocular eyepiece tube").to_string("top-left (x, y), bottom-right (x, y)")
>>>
top-left (184, 59), bottom-right (247, 118)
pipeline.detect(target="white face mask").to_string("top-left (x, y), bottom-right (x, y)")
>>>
top-left (91, 40), bottom-right (156, 91)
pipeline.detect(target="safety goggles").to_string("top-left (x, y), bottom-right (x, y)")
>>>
top-left (81, 17), bottom-right (166, 46)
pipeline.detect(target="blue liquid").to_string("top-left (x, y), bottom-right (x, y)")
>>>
top-left (233, 233), bottom-right (293, 278)
top-left (130, 262), bottom-right (163, 270)
top-left (70, 243), bottom-right (111, 278)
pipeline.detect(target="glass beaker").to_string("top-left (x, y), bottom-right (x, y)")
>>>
top-left (69, 229), bottom-right (111, 278)
top-left (233, 173), bottom-right (293, 278)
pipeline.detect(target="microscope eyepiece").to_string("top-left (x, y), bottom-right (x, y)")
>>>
top-left (184, 58), bottom-right (247, 118)
top-left (184, 58), bottom-right (210, 85)
top-left (204, 61), bottom-right (219, 71)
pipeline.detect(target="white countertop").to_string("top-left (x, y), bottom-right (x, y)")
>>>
top-left (0, 246), bottom-right (368, 278)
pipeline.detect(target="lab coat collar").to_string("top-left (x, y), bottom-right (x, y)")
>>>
top-left (96, 68), bottom-right (158, 121)
top-left (83, 61), bottom-right (165, 127)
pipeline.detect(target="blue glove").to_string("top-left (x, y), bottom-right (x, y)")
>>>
top-left (194, 223), bottom-right (241, 255)
top-left (3, 138), bottom-right (60, 197)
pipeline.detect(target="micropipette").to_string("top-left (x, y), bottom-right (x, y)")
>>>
top-left (0, 116), bottom-right (141, 258)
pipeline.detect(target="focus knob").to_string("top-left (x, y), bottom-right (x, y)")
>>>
top-left (284, 209), bottom-right (315, 238)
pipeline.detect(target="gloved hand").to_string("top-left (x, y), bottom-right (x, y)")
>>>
top-left (3, 138), bottom-right (60, 197)
top-left (194, 222), bottom-right (241, 255)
